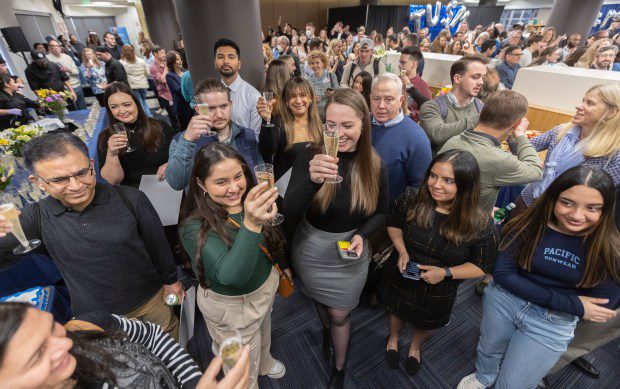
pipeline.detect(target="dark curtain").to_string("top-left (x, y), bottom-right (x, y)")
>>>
top-left (366, 6), bottom-right (410, 36)
top-left (467, 6), bottom-right (505, 28)
top-left (328, 6), bottom-right (368, 34)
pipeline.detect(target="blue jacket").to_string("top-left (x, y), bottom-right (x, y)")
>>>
top-left (496, 61), bottom-right (521, 90)
top-left (165, 121), bottom-right (263, 190)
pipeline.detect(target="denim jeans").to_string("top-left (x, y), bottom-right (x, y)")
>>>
top-left (68, 86), bottom-right (86, 111)
top-left (133, 88), bottom-right (153, 117)
top-left (475, 281), bottom-right (578, 389)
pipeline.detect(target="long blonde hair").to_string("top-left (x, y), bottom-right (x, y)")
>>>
top-left (575, 39), bottom-right (612, 68)
top-left (326, 39), bottom-right (345, 61)
top-left (278, 77), bottom-right (322, 149)
top-left (311, 89), bottom-right (382, 216)
top-left (81, 47), bottom-right (102, 68)
top-left (557, 84), bottom-right (620, 158)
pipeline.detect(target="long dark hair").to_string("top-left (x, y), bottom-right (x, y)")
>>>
top-left (99, 81), bottom-right (163, 154)
top-left (0, 303), bottom-right (120, 387)
top-left (179, 143), bottom-right (285, 289)
top-left (408, 149), bottom-right (488, 245)
top-left (353, 71), bottom-right (372, 110)
top-left (502, 165), bottom-right (620, 288)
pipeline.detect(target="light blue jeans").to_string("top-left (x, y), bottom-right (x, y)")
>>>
top-left (133, 88), bottom-right (153, 117)
top-left (474, 281), bottom-right (578, 389)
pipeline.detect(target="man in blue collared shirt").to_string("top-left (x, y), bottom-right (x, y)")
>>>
top-left (370, 73), bottom-right (432, 200)
top-left (165, 79), bottom-right (262, 190)
top-left (496, 45), bottom-right (522, 90)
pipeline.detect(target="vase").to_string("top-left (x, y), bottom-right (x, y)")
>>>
top-left (53, 109), bottom-right (66, 122)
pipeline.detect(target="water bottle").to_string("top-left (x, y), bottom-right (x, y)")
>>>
top-left (493, 203), bottom-right (516, 225)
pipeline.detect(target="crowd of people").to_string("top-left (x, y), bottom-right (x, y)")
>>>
top-left (0, 15), bottom-right (619, 389)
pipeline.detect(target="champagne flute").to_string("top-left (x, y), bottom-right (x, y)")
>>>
top-left (112, 123), bottom-right (134, 153)
top-left (212, 329), bottom-right (243, 371)
top-left (323, 124), bottom-right (343, 184)
top-left (0, 203), bottom-right (41, 255)
top-left (254, 163), bottom-right (284, 226)
top-left (262, 92), bottom-right (274, 127)
top-left (193, 95), bottom-right (218, 137)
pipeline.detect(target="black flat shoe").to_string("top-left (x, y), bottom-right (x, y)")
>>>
top-left (572, 356), bottom-right (600, 378)
top-left (322, 328), bottom-right (333, 362)
top-left (385, 349), bottom-right (399, 369)
top-left (405, 356), bottom-right (421, 376)
top-left (328, 365), bottom-right (345, 389)
top-left (385, 335), bottom-right (399, 369)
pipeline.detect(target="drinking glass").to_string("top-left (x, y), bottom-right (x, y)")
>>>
top-left (0, 203), bottom-right (41, 255)
top-left (112, 122), bottom-right (134, 153)
top-left (262, 92), bottom-right (274, 127)
top-left (212, 329), bottom-right (244, 371)
top-left (323, 124), bottom-right (343, 184)
top-left (193, 95), bottom-right (218, 137)
top-left (253, 163), bottom-right (284, 226)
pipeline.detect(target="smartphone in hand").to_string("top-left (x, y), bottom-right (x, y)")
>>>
top-left (337, 241), bottom-right (359, 259)
top-left (402, 261), bottom-right (421, 280)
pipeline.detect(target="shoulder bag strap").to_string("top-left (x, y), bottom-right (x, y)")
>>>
top-left (226, 217), bottom-right (278, 268)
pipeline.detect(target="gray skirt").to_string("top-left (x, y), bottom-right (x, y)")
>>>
top-left (291, 217), bottom-right (370, 310)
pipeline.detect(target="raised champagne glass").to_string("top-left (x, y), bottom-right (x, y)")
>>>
top-left (0, 203), bottom-right (41, 255)
top-left (193, 95), bottom-right (218, 138)
top-left (262, 91), bottom-right (274, 127)
top-left (323, 124), bottom-right (343, 184)
top-left (253, 163), bottom-right (284, 226)
top-left (212, 329), bottom-right (243, 371)
top-left (112, 122), bottom-right (134, 153)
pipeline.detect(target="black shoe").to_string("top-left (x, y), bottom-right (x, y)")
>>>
top-left (405, 356), bottom-right (421, 376)
top-left (322, 328), bottom-right (333, 362)
top-left (328, 365), bottom-right (345, 389)
top-left (572, 356), bottom-right (600, 378)
top-left (385, 335), bottom-right (399, 369)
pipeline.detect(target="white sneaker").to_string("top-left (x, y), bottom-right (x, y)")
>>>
top-left (457, 373), bottom-right (486, 389)
top-left (267, 359), bottom-right (286, 379)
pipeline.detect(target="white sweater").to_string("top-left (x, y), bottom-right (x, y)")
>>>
top-left (120, 57), bottom-right (150, 89)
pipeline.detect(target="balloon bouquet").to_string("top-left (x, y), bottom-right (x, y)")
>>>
top-left (409, 0), bottom-right (470, 40)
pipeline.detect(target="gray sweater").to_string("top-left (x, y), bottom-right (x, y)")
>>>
top-left (419, 98), bottom-right (480, 154)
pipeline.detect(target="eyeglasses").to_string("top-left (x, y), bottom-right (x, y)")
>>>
top-left (38, 163), bottom-right (94, 187)
top-left (509, 52), bottom-right (523, 57)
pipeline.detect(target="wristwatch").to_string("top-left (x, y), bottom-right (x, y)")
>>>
top-left (444, 267), bottom-right (453, 280)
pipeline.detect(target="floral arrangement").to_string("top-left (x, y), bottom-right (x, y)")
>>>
top-left (0, 125), bottom-right (44, 157)
top-left (373, 46), bottom-right (387, 60)
top-left (436, 84), bottom-right (453, 97)
top-left (36, 89), bottom-right (72, 121)
top-left (0, 163), bottom-right (14, 192)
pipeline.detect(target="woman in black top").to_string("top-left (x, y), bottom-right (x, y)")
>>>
top-left (257, 77), bottom-right (322, 180)
top-left (98, 81), bottom-right (175, 187)
top-left (283, 89), bottom-right (389, 388)
top-left (166, 50), bottom-right (193, 131)
top-left (0, 302), bottom-right (251, 388)
top-left (378, 150), bottom-right (499, 376)
top-left (0, 75), bottom-right (39, 130)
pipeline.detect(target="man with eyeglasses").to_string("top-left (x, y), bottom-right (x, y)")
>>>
top-left (590, 45), bottom-right (619, 71)
top-left (46, 38), bottom-right (86, 110)
top-left (165, 78), bottom-right (262, 190)
top-left (0, 133), bottom-right (183, 339)
top-left (495, 45), bottom-right (522, 90)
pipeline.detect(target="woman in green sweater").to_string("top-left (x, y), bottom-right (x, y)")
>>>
top-left (179, 143), bottom-right (287, 389)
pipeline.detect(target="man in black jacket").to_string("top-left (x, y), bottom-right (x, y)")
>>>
top-left (95, 46), bottom-right (128, 86)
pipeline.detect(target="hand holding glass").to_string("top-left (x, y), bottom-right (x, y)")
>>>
top-left (212, 329), bottom-right (243, 371)
top-left (323, 124), bottom-right (343, 184)
top-left (254, 163), bottom-right (284, 226)
top-left (193, 95), bottom-right (218, 137)
top-left (0, 203), bottom-right (41, 255)
top-left (262, 92), bottom-right (274, 127)
top-left (112, 123), bottom-right (134, 153)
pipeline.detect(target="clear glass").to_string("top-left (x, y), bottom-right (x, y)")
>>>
top-left (0, 202), bottom-right (41, 255)
top-left (262, 91), bottom-right (274, 127)
top-left (212, 329), bottom-right (244, 371)
top-left (323, 124), bottom-right (343, 184)
top-left (112, 122), bottom-right (134, 153)
top-left (193, 95), bottom-right (218, 138)
top-left (253, 163), bottom-right (283, 226)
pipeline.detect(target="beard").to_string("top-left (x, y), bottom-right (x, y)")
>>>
top-left (219, 67), bottom-right (236, 78)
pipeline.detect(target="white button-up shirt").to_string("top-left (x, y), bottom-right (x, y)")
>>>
top-left (222, 75), bottom-right (262, 139)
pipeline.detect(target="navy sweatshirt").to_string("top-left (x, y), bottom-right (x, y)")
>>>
top-left (371, 115), bottom-right (432, 201)
top-left (493, 227), bottom-right (620, 318)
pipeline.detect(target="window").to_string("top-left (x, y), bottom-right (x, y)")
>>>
top-left (500, 9), bottom-right (540, 28)
top-left (15, 11), bottom-right (56, 47)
